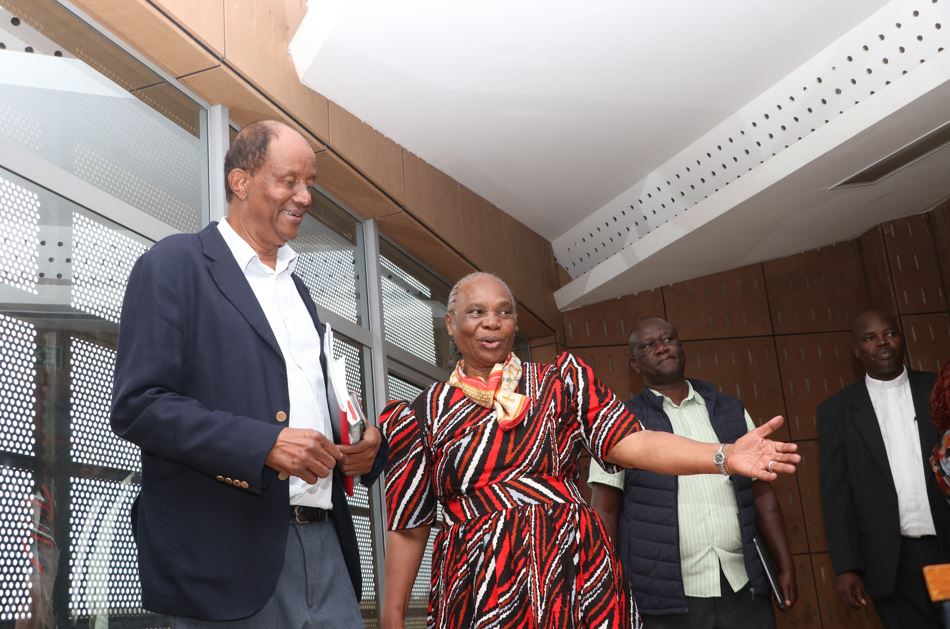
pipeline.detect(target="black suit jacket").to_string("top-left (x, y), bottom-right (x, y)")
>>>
top-left (111, 223), bottom-right (387, 620)
top-left (817, 369), bottom-right (950, 596)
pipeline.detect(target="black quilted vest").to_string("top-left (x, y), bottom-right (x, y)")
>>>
top-left (616, 379), bottom-right (767, 615)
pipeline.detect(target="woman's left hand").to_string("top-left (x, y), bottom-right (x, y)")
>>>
top-left (725, 416), bottom-right (800, 480)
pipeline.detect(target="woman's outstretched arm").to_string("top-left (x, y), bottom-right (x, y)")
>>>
top-left (604, 415), bottom-right (800, 480)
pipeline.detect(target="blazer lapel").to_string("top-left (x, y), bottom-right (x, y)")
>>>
top-left (850, 381), bottom-right (895, 481)
top-left (199, 225), bottom-right (283, 360)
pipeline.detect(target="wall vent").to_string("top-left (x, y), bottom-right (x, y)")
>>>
top-left (831, 119), bottom-right (950, 189)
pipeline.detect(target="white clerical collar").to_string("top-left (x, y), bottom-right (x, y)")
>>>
top-left (218, 218), bottom-right (297, 273)
top-left (865, 366), bottom-right (909, 391)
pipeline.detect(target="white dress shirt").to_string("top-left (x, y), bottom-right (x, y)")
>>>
top-left (866, 367), bottom-right (935, 536)
top-left (218, 219), bottom-right (334, 509)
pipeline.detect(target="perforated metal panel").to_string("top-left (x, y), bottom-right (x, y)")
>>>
top-left (381, 256), bottom-right (437, 365)
top-left (294, 216), bottom-right (361, 324)
top-left (68, 476), bottom-right (144, 617)
top-left (0, 173), bottom-right (39, 295)
top-left (353, 514), bottom-right (376, 600)
top-left (555, 0), bottom-right (950, 276)
top-left (387, 373), bottom-right (424, 403)
top-left (0, 313), bottom-right (36, 456)
top-left (71, 212), bottom-right (148, 323)
top-left (0, 465), bottom-right (34, 622)
top-left (69, 337), bottom-right (139, 471)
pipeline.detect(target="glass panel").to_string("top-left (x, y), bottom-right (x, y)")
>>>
top-left (0, 166), bottom-right (156, 626)
top-left (379, 239), bottom-right (452, 369)
top-left (0, 1), bottom-right (207, 233)
top-left (291, 186), bottom-right (364, 326)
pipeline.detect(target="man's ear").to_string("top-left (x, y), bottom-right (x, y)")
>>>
top-left (227, 169), bottom-right (249, 200)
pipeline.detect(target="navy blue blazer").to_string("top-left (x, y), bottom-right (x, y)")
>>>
top-left (111, 223), bottom-right (387, 621)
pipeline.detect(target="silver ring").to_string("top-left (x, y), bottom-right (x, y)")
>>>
top-left (767, 460), bottom-right (775, 473)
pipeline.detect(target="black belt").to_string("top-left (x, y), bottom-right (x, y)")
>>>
top-left (291, 505), bottom-right (329, 524)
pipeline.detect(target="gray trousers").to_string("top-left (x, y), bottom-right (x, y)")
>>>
top-left (171, 519), bottom-right (363, 628)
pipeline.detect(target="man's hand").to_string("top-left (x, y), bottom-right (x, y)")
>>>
top-left (724, 416), bottom-right (800, 480)
top-left (265, 428), bottom-right (342, 484)
top-left (777, 568), bottom-right (798, 609)
top-left (835, 571), bottom-right (868, 609)
top-left (340, 424), bottom-right (382, 477)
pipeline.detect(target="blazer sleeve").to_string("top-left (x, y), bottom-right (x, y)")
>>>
top-left (110, 248), bottom-right (283, 493)
top-left (817, 395), bottom-right (864, 575)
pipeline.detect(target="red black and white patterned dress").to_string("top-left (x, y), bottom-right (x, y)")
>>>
top-left (381, 353), bottom-right (643, 628)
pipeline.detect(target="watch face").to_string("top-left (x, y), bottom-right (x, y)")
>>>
top-left (714, 451), bottom-right (725, 464)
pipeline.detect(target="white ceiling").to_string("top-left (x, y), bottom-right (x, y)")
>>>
top-left (291, 0), bottom-right (950, 308)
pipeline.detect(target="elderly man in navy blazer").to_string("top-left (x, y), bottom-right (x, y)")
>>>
top-left (111, 120), bottom-right (387, 627)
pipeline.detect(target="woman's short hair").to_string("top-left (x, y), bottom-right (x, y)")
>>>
top-left (446, 272), bottom-right (517, 317)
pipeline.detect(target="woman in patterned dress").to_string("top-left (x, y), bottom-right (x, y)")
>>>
top-left (380, 273), bottom-right (799, 629)
top-left (930, 360), bottom-right (950, 497)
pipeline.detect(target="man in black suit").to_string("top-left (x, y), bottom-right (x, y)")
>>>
top-left (111, 120), bottom-right (386, 626)
top-left (818, 310), bottom-right (950, 629)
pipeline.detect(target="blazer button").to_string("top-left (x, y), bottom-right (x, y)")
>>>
top-left (275, 411), bottom-right (288, 423)
top-left (278, 472), bottom-right (289, 481)
top-left (216, 475), bottom-right (224, 482)
top-left (224, 477), bottom-right (233, 485)
top-left (240, 481), bottom-right (249, 489)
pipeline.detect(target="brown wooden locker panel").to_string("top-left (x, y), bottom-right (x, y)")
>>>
top-left (796, 440), bottom-right (827, 553)
top-left (775, 554), bottom-right (822, 629)
top-left (858, 226), bottom-right (898, 315)
top-left (663, 264), bottom-right (773, 340)
top-left (764, 242), bottom-right (870, 335)
top-left (570, 345), bottom-right (639, 401)
top-left (902, 312), bottom-right (950, 374)
top-left (770, 472), bottom-right (809, 556)
top-left (680, 336), bottom-right (789, 441)
top-left (930, 201), bottom-right (950, 305)
top-left (881, 215), bottom-right (947, 315)
top-left (775, 332), bottom-right (861, 440)
top-left (562, 290), bottom-right (665, 348)
top-left (812, 553), bottom-right (885, 629)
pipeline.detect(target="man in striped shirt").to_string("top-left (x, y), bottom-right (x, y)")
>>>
top-left (589, 317), bottom-right (796, 629)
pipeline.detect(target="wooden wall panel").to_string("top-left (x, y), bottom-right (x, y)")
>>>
top-left (67, 0), bottom-right (219, 77)
top-left (772, 472), bottom-right (809, 555)
top-left (681, 337), bottom-right (789, 439)
top-left (571, 346), bottom-right (639, 400)
top-left (858, 226), bottom-right (898, 315)
top-left (313, 150), bottom-right (402, 220)
top-left (403, 150), bottom-right (461, 245)
top-left (765, 243), bottom-right (869, 335)
top-left (776, 554), bottom-right (822, 629)
top-left (930, 200), bottom-right (950, 305)
top-left (881, 215), bottom-right (947, 314)
top-left (775, 333), bottom-right (860, 440)
top-left (562, 290), bottom-right (665, 347)
top-left (663, 264), bottom-right (772, 340)
top-left (901, 312), bottom-right (950, 373)
top-left (812, 553), bottom-right (885, 629)
top-left (151, 0), bottom-right (225, 55)
top-left (327, 103), bottom-right (405, 205)
top-left (796, 440), bottom-right (826, 553)
top-left (222, 0), bottom-right (330, 141)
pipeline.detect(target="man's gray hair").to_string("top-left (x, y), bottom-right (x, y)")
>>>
top-left (446, 272), bottom-right (517, 317)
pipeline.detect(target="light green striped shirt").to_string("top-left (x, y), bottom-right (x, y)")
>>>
top-left (588, 382), bottom-right (756, 597)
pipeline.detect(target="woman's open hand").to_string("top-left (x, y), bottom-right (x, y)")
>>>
top-left (725, 416), bottom-right (800, 480)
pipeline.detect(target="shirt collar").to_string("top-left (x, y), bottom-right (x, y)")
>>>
top-left (649, 380), bottom-right (703, 409)
top-left (865, 366), bottom-right (909, 391)
top-left (217, 218), bottom-right (298, 274)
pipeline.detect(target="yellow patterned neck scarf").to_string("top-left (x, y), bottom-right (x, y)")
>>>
top-left (448, 353), bottom-right (530, 430)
